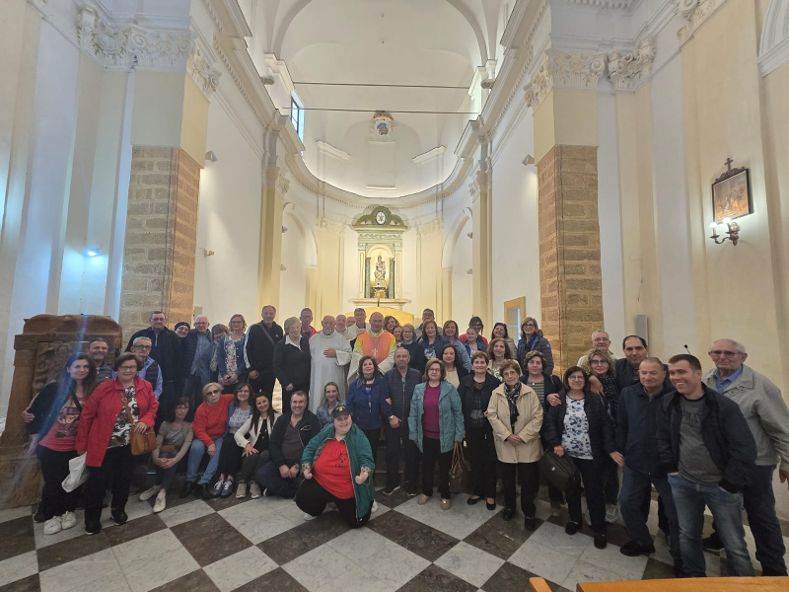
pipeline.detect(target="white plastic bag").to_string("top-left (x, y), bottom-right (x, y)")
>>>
top-left (61, 453), bottom-right (88, 492)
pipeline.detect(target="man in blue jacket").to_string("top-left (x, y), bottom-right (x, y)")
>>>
top-left (656, 354), bottom-right (757, 577)
top-left (616, 357), bottom-right (681, 571)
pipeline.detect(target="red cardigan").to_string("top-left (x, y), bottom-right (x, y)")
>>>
top-left (75, 377), bottom-right (158, 467)
top-left (193, 394), bottom-right (235, 447)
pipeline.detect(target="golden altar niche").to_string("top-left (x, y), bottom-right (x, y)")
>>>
top-left (351, 206), bottom-right (411, 311)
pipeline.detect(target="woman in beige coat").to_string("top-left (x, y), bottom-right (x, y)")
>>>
top-left (487, 360), bottom-right (543, 530)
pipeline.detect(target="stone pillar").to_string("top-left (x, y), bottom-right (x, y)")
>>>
top-left (527, 48), bottom-right (606, 372)
top-left (537, 146), bottom-right (604, 371)
top-left (257, 164), bottom-right (288, 312)
top-left (471, 163), bottom-right (493, 328)
top-left (119, 146), bottom-right (200, 335)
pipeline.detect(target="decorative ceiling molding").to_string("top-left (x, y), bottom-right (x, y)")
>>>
top-left (189, 39), bottom-right (222, 98)
top-left (316, 141), bottom-right (351, 161)
top-left (524, 48), bottom-right (607, 108)
top-left (758, 0), bottom-right (789, 76)
top-left (607, 37), bottom-right (656, 91)
top-left (675, 0), bottom-right (728, 44)
top-left (561, 0), bottom-right (636, 8)
top-left (76, 6), bottom-right (194, 71)
top-left (412, 146), bottom-right (447, 166)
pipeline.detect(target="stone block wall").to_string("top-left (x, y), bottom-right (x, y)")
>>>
top-left (119, 146), bottom-right (200, 336)
top-left (537, 145), bottom-right (604, 373)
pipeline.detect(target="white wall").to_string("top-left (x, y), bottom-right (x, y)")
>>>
top-left (192, 99), bottom-right (263, 328)
top-left (489, 105), bottom-right (541, 324)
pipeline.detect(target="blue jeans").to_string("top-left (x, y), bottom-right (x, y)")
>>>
top-left (619, 467), bottom-right (681, 564)
top-left (186, 438), bottom-right (224, 485)
top-left (668, 473), bottom-right (753, 576)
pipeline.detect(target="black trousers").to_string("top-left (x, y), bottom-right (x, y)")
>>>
top-left (384, 422), bottom-right (418, 490)
top-left (567, 457), bottom-right (606, 534)
top-left (602, 457), bottom-right (620, 505)
top-left (36, 446), bottom-right (78, 518)
top-left (500, 460), bottom-right (539, 516)
top-left (216, 434), bottom-right (243, 476)
top-left (421, 437), bottom-right (451, 499)
top-left (238, 450), bottom-right (270, 482)
top-left (84, 446), bottom-right (134, 523)
top-left (250, 371), bottom-right (276, 402)
top-left (466, 428), bottom-right (497, 499)
top-left (295, 477), bottom-right (371, 528)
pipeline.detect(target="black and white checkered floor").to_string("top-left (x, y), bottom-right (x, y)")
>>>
top-left (1, 485), bottom-right (786, 592)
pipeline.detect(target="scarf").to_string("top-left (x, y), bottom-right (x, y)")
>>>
top-left (504, 382), bottom-right (521, 431)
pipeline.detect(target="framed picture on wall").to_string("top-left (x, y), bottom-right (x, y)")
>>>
top-left (711, 161), bottom-right (752, 223)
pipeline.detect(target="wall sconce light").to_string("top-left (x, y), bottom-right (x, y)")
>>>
top-left (203, 248), bottom-right (215, 257)
top-left (709, 218), bottom-right (740, 246)
top-left (522, 154), bottom-right (535, 166)
top-left (204, 151), bottom-right (218, 163)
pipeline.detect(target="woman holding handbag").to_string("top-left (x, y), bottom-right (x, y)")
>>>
top-left (408, 358), bottom-right (465, 510)
top-left (541, 366), bottom-right (622, 549)
top-left (76, 353), bottom-right (158, 535)
top-left (24, 353), bottom-right (97, 534)
top-left (486, 360), bottom-right (543, 530)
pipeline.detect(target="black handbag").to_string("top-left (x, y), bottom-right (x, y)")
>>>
top-left (539, 451), bottom-right (581, 493)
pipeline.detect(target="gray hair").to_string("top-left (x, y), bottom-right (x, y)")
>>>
top-left (712, 338), bottom-right (747, 354)
top-left (132, 336), bottom-right (152, 346)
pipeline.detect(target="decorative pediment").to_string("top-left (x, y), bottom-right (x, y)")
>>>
top-left (352, 206), bottom-right (407, 230)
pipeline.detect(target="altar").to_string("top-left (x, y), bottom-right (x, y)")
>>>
top-left (351, 206), bottom-right (411, 311)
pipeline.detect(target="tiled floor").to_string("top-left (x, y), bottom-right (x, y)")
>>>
top-left (1, 485), bottom-right (787, 592)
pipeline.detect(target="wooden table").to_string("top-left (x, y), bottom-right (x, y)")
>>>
top-left (575, 577), bottom-right (789, 592)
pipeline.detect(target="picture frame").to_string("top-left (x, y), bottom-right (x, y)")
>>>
top-left (711, 163), bottom-right (752, 223)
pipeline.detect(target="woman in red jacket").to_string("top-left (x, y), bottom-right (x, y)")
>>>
top-left (181, 382), bottom-right (235, 498)
top-left (76, 353), bottom-right (158, 535)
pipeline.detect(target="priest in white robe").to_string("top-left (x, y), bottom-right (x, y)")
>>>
top-left (309, 315), bottom-right (352, 412)
top-left (345, 307), bottom-right (369, 341)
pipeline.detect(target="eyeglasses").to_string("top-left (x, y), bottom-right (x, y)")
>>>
top-left (568, 375), bottom-right (585, 381)
top-left (133, 345), bottom-right (152, 350)
top-left (207, 389), bottom-right (221, 395)
top-left (590, 360), bottom-right (608, 365)
top-left (709, 350), bottom-right (739, 357)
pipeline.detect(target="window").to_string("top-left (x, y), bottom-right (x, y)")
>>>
top-left (290, 95), bottom-right (304, 142)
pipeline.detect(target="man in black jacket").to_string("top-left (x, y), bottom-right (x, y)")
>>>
top-left (656, 354), bottom-right (756, 577)
top-left (382, 347), bottom-right (422, 495)
top-left (126, 311), bottom-right (182, 416)
top-left (256, 391), bottom-right (320, 498)
top-left (616, 357), bottom-right (681, 568)
top-left (244, 305), bottom-right (283, 402)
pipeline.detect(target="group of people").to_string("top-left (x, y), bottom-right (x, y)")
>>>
top-left (21, 305), bottom-right (789, 580)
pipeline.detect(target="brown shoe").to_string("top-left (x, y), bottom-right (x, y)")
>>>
top-left (440, 498), bottom-right (451, 511)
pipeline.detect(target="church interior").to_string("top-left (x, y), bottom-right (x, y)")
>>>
top-left (0, 0), bottom-right (788, 590)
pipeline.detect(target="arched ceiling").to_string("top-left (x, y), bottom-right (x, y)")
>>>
top-left (242, 0), bottom-right (510, 198)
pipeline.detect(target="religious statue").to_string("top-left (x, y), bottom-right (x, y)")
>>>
top-left (374, 255), bottom-right (386, 283)
top-left (370, 254), bottom-right (389, 299)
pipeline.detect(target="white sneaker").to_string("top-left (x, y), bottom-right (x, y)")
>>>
top-left (43, 516), bottom-right (62, 535)
top-left (605, 504), bottom-right (618, 523)
top-left (249, 482), bottom-right (262, 499)
top-left (235, 481), bottom-right (247, 499)
top-left (138, 486), bottom-right (160, 502)
top-left (303, 512), bottom-right (316, 521)
top-left (153, 489), bottom-right (167, 513)
top-left (60, 511), bottom-right (77, 530)
top-left (371, 501), bottom-right (379, 513)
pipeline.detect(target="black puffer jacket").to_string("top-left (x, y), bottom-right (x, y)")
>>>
top-left (458, 372), bottom-right (501, 433)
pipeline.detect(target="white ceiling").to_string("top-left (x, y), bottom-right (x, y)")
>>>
top-left (240, 0), bottom-right (512, 198)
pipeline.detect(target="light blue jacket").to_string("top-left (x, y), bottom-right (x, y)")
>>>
top-left (408, 381), bottom-right (465, 453)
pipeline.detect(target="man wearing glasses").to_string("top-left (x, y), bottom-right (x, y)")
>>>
top-left (129, 336), bottom-right (163, 400)
top-left (702, 339), bottom-right (789, 576)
